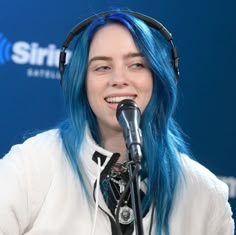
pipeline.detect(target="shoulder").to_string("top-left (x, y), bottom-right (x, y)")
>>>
top-left (20, 129), bottom-right (62, 150)
top-left (173, 154), bottom-right (234, 234)
top-left (178, 154), bottom-right (234, 226)
top-left (4, 129), bottom-right (63, 160)
top-left (1, 129), bottom-right (65, 187)
top-left (0, 129), bottom-right (67, 219)
top-left (0, 130), bottom-right (70, 232)
top-left (2, 129), bottom-right (68, 182)
top-left (178, 153), bottom-right (228, 197)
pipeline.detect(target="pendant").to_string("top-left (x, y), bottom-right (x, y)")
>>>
top-left (116, 205), bottom-right (134, 225)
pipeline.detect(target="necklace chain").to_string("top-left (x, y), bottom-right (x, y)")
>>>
top-left (103, 163), bottom-right (134, 225)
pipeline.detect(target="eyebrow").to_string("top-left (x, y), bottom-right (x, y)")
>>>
top-left (88, 52), bottom-right (144, 66)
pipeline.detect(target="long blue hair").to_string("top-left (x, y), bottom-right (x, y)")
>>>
top-left (59, 10), bottom-right (189, 235)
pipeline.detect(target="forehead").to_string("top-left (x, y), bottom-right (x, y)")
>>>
top-left (88, 23), bottom-right (140, 57)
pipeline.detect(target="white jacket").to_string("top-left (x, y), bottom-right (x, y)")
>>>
top-left (0, 129), bottom-right (234, 235)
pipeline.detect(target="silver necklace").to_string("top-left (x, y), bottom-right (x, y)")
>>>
top-left (108, 172), bottom-right (134, 225)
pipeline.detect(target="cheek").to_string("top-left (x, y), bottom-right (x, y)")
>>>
top-left (86, 78), bottom-right (103, 108)
top-left (137, 78), bottom-right (153, 112)
top-left (143, 77), bottom-right (153, 104)
top-left (85, 78), bottom-right (95, 105)
top-left (86, 74), bottom-right (103, 92)
top-left (86, 76), bottom-right (97, 93)
top-left (142, 76), bottom-right (153, 97)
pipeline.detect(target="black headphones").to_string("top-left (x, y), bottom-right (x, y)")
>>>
top-left (59, 10), bottom-right (179, 82)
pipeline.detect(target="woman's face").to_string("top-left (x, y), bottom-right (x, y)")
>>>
top-left (86, 23), bottom-right (153, 134)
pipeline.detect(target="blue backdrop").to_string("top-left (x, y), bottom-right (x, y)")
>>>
top-left (0, 0), bottom-right (235, 225)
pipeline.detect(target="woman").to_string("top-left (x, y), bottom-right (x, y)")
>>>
top-left (0, 10), bottom-right (234, 235)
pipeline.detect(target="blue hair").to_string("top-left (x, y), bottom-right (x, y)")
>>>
top-left (59, 10), bottom-right (189, 235)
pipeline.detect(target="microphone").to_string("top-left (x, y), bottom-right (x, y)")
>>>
top-left (116, 99), bottom-right (143, 162)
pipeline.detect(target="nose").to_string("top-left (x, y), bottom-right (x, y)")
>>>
top-left (108, 68), bottom-right (129, 87)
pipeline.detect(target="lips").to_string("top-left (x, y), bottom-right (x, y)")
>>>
top-left (105, 95), bottom-right (135, 103)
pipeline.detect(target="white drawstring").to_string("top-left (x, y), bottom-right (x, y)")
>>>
top-left (91, 157), bottom-right (101, 235)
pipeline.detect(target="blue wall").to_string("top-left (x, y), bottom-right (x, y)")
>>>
top-left (1, 0), bottom-right (235, 223)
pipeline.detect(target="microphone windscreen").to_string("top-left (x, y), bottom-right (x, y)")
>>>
top-left (116, 99), bottom-right (139, 121)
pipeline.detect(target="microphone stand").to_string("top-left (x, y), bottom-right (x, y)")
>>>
top-left (115, 99), bottom-right (144, 235)
top-left (127, 144), bottom-right (144, 235)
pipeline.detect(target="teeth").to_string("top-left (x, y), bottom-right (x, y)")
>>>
top-left (106, 96), bottom-right (134, 103)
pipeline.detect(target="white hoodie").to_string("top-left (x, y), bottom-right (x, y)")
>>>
top-left (0, 128), bottom-right (234, 235)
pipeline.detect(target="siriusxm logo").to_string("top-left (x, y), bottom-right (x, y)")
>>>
top-left (0, 33), bottom-right (12, 64)
top-left (0, 32), bottom-right (61, 67)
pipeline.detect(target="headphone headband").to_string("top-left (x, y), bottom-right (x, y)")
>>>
top-left (59, 10), bottom-right (179, 81)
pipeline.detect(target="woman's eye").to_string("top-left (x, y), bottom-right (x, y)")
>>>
top-left (130, 63), bottom-right (145, 70)
top-left (95, 66), bottom-right (111, 72)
